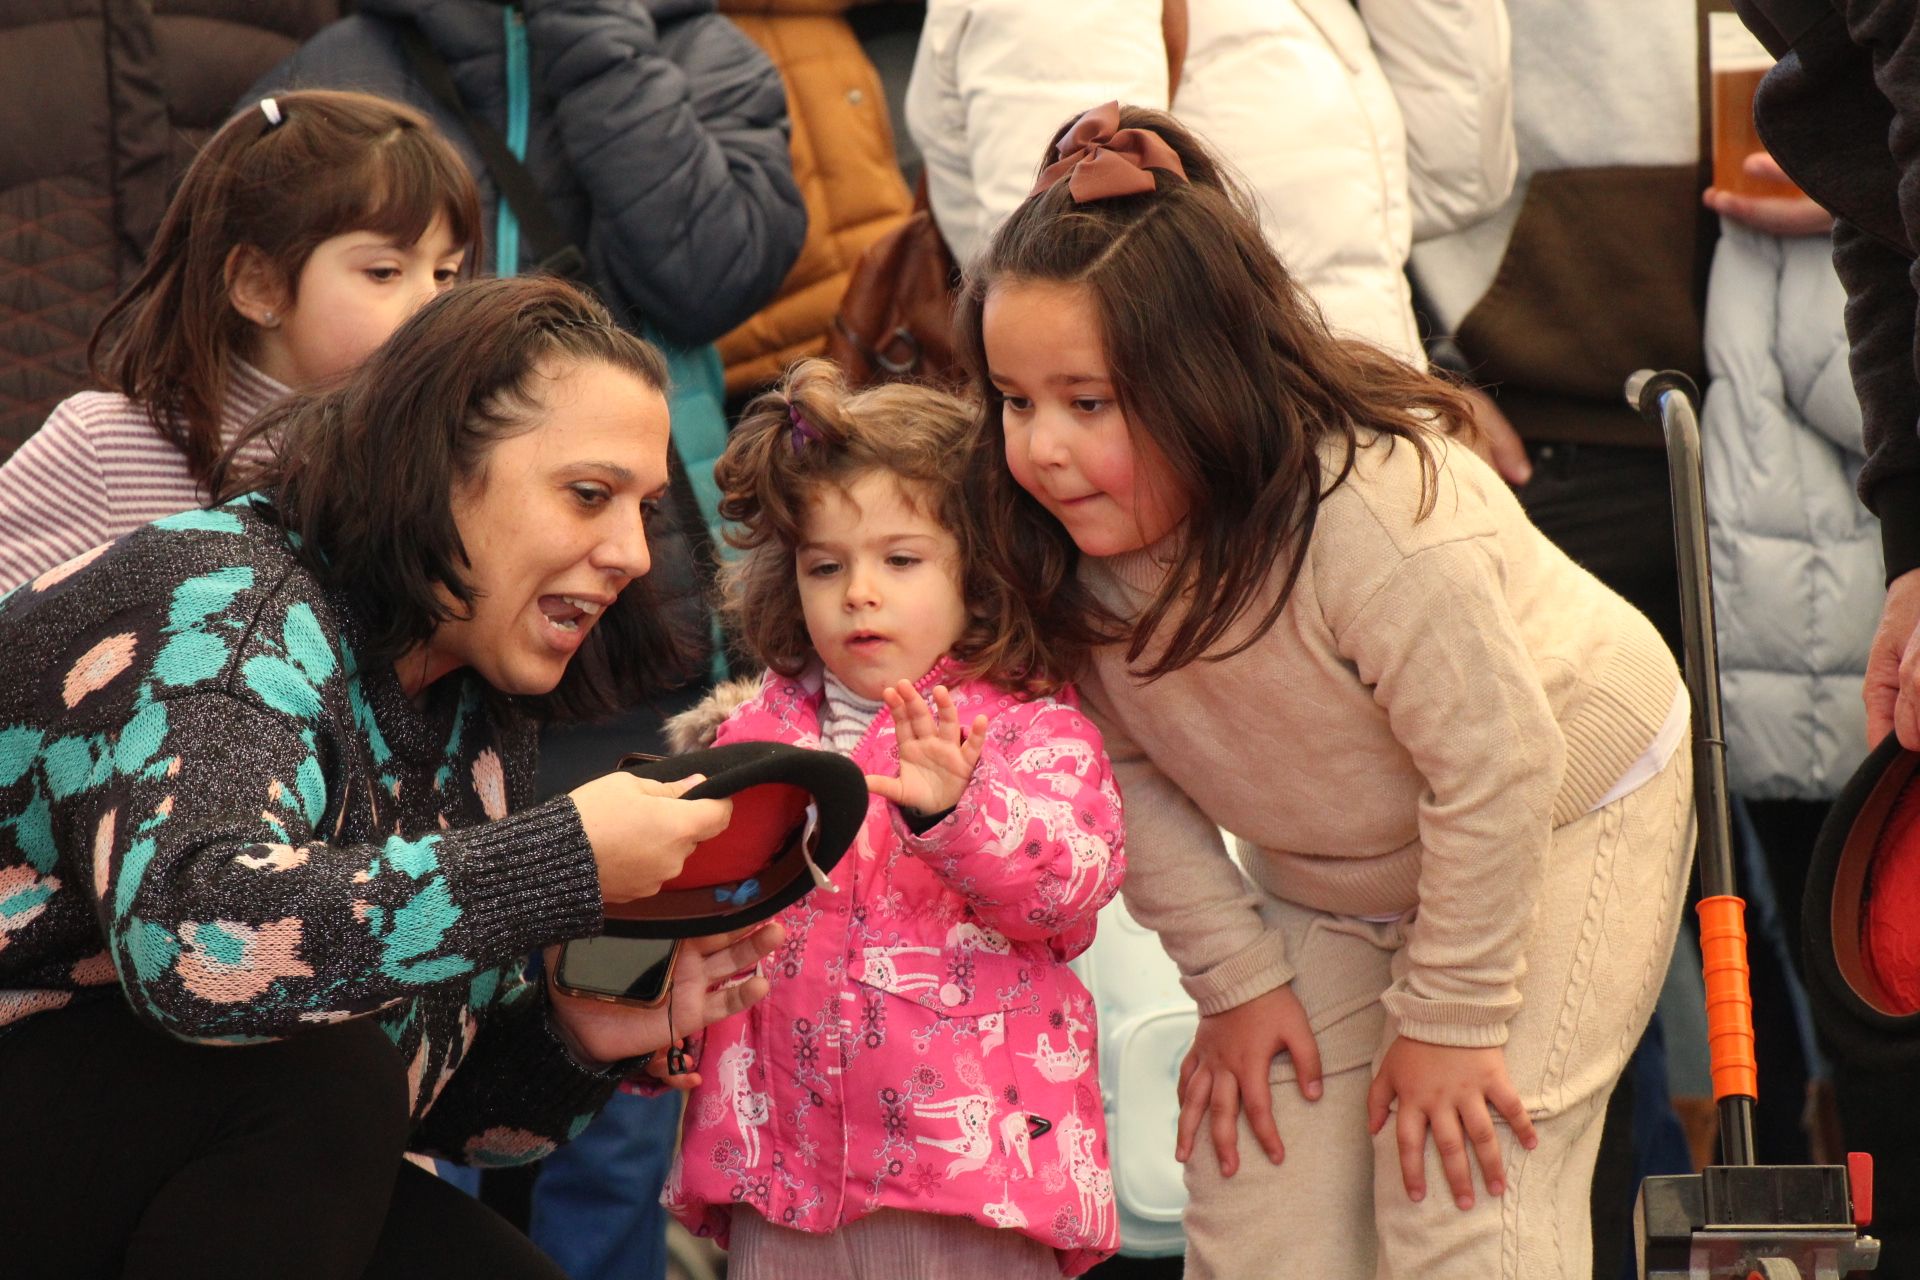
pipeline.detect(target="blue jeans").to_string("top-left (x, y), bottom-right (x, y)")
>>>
top-left (528, 1089), bottom-right (683, 1280)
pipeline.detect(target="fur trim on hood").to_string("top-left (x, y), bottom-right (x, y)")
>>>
top-left (666, 677), bottom-right (763, 753)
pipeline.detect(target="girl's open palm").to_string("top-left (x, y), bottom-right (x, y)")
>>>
top-left (864, 681), bottom-right (990, 816)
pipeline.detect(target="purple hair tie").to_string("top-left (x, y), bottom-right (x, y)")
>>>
top-left (789, 405), bottom-right (821, 453)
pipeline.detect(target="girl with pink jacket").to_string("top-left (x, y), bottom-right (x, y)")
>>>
top-left (659, 360), bottom-right (1125, 1278)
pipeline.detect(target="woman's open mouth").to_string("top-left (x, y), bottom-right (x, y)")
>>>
top-left (537, 595), bottom-right (606, 647)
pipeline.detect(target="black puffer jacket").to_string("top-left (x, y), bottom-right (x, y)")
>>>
top-left (1743, 0), bottom-right (1920, 581)
top-left (249, 0), bottom-right (808, 348)
top-left (0, 0), bottom-right (348, 457)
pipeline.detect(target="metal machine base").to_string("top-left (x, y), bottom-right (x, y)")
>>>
top-left (1637, 1165), bottom-right (1879, 1279)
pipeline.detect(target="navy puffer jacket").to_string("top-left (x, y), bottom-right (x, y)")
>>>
top-left (250, 0), bottom-right (806, 348)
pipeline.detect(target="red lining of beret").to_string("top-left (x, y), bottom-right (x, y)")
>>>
top-left (1865, 771), bottom-right (1920, 1014)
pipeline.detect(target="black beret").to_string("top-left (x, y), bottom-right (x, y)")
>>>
top-left (598, 741), bottom-right (868, 938)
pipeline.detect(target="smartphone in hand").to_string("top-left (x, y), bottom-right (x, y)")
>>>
top-left (554, 935), bottom-right (681, 1008)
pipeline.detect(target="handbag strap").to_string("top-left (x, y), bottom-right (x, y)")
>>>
top-left (399, 22), bottom-right (586, 280)
top-left (1163, 0), bottom-right (1189, 99)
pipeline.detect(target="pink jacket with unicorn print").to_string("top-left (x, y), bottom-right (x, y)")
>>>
top-left (661, 661), bottom-right (1125, 1274)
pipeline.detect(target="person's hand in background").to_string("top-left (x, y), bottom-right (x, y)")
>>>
top-left (1451, 385), bottom-right (1532, 487)
top-left (1704, 152), bottom-right (1834, 238)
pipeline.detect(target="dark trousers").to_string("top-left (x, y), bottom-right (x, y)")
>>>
top-left (1518, 441), bottom-right (1683, 656)
top-left (0, 996), bottom-right (566, 1280)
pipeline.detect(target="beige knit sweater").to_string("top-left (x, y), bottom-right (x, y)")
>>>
top-left (1081, 433), bottom-right (1680, 1048)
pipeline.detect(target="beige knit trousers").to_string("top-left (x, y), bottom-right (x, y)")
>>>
top-left (1183, 748), bottom-right (1695, 1280)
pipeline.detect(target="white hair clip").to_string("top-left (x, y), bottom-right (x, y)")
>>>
top-left (260, 98), bottom-right (284, 129)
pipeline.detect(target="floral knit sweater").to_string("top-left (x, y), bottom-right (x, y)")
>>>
top-left (0, 497), bottom-right (618, 1166)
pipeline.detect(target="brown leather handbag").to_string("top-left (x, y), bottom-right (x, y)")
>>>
top-left (827, 1), bottom-right (1188, 390)
top-left (825, 175), bottom-right (961, 388)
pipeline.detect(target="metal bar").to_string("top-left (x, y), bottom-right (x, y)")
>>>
top-left (1627, 370), bottom-right (1758, 1168)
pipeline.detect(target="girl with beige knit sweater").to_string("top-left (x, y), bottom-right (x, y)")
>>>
top-left (956, 102), bottom-right (1697, 1279)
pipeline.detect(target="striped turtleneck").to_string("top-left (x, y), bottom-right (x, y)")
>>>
top-left (819, 670), bottom-right (885, 753)
top-left (0, 360), bottom-right (288, 592)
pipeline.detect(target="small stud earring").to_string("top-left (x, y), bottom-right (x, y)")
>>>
top-left (261, 311), bottom-right (278, 327)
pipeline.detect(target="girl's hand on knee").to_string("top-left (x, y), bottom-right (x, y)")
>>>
top-left (1366, 1037), bottom-right (1538, 1211)
top-left (1175, 984), bottom-right (1323, 1178)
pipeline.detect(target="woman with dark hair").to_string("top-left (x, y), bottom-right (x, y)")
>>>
top-left (0, 275), bottom-right (782, 1279)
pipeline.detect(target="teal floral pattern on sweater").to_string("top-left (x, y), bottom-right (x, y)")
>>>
top-left (0, 498), bottom-right (614, 1164)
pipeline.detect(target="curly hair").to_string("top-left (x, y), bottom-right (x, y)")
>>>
top-left (714, 359), bottom-right (1073, 693)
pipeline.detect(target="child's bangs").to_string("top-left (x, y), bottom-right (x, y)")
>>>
top-left (327, 129), bottom-right (481, 259)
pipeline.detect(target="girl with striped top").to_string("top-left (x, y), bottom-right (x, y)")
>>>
top-left (0, 89), bottom-right (480, 591)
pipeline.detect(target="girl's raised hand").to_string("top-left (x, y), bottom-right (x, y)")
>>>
top-left (1176, 983), bottom-right (1323, 1177)
top-left (864, 681), bottom-right (990, 817)
top-left (1365, 1036), bottom-right (1538, 1210)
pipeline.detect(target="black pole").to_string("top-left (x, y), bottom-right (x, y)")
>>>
top-left (1626, 369), bottom-right (1757, 1169)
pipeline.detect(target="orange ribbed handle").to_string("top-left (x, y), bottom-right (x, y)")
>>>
top-left (1697, 896), bottom-right (1758, 1102)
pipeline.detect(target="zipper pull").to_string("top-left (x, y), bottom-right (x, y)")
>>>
top-left (800, 802), bottom-right (839, 892)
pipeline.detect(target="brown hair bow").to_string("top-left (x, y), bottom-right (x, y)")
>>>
top-left (1029, 101), bottom-right (1188, 202)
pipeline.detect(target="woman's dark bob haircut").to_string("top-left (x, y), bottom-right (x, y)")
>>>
top-left (216, 275), bottom-right (688, 721)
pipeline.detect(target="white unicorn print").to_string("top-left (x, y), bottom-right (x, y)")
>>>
top-left (1056, 1109), bottom-right (1114, 1243)
top-left (717, 1043), bottom-right (771, 1165)
top-left (1018, 1013), bottom-right (1092, 1083)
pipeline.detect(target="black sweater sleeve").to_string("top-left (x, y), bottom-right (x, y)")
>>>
top-left (408, 970), bottom-right (619, 1166)
top-left (67, 692), bottom-right (603, 1044)
top-left (1753, 0), bottom-right (1920, 578)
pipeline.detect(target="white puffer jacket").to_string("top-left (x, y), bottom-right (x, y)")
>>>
top-left (1703, 219), bottom-right (1882, 801)
top-left (904, 0), bottom-right (1514, 364)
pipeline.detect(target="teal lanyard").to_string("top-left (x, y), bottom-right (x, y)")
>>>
top-left (489, 9), bottom-right (730, 683)
top-left (494, 6), bottom-right (530, 278)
